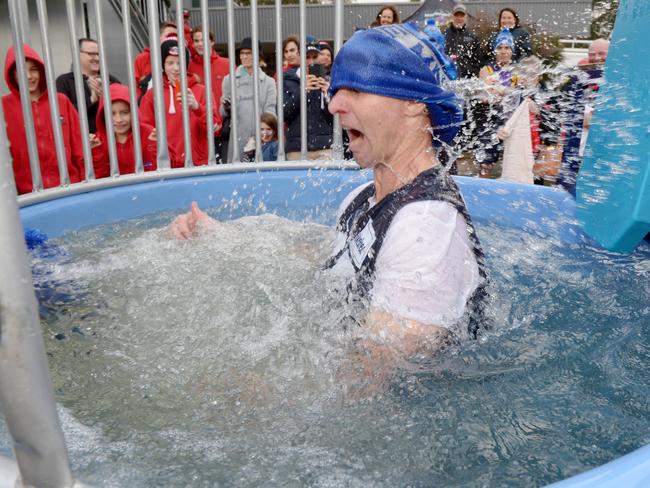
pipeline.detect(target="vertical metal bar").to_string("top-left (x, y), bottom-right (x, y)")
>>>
top-left (201, 0), bottom-right (216, 165)
top-left (65, 0), bottom-right (95, 181)
top-left (147, 0), bottom-right (171, 169)
top-left (175, 0), bottom-right (194, 167)
top-left (79, 0), bottom-right (88, 38)
top-left (122, 0), bottom-right (145, 174)
top-left (331, 0), bottom-right (344, 160)
top-left (93, 0), bottom-right (119, 176)
top-left (226, 0), bottom-right (239, 163)
top-left (36, 0), bottom-right (71, 187)
top-left (7, 0), bottom-right (42, 192)
top-left (274, 0), bottom-right (285, 161)
top-left (16, 0), bottom-right (30, 45)
top-left (299, 0), bottom-right (307, 160)
top-left (0, 105), bottom-right (75, 488)
top-left (251, 0), bottom-right (262, 162)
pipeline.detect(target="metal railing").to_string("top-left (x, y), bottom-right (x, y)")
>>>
top-left (0, 0), bottom-right (345, 484)
top-left (4, 0), bottom-right (344, 201)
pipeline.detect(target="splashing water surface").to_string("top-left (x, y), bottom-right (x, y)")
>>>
top-left (3, 209), bottom-right (650, 487)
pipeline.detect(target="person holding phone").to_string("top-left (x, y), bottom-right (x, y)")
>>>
top-left (283, 38), bottom-right (333, 161)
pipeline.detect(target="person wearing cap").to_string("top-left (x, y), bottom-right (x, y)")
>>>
top-left (475, 28), bottom-right (519, 178)
top-left (166, 24), bottom-right (488, 357)
top-left (326, 23), bottom-right (489, 353)
top-left (220, 37), bottom-right (277, 162)
top-left (443, 5), bottom-right (482, 79)
top-left (283, 38), bottom-right (334, 160)
top-left (134, 22), bottom-right (177, 99)
top-left (139, 36), bottom-right (221, 168)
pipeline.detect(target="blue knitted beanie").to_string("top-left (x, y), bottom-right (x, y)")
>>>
top-left (329, 23), bottom-right (463, 146)
top-left (493, 28), bottom-right (514, 51)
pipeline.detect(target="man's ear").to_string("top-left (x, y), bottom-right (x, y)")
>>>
top-left (404, 100), bottom-right (429, 119)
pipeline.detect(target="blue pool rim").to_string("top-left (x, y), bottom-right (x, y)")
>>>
top-left (17, 167), bottom-right (650, 487)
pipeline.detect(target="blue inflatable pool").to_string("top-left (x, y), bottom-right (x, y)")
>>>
top-left (13, 166), bottom-right (650, 487)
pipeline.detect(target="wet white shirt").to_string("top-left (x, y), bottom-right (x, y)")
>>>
top-left (330, 182), bottom-right (480, 331)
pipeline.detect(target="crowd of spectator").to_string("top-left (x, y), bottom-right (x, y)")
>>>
top-left (2, 4), bottom-right (609, 197)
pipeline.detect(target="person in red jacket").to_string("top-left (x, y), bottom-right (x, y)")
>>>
top-left (134, 22), bottom-right (177, 98)
top-left (188, 28), bottom-right (229, 110)
top-left (139, 36), bottom-right (220, 168)
top-left (2, 44), bottom-right (84, 194)
top-left (90, 83), bottom-right (159, 178)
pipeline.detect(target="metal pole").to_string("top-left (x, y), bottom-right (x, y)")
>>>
top-left (0, 102), bottom-right (75, 488)
top-left (332, 0), bottom-right (344, 160)
top-left (122, 0), bottom-right (145, 174)
top-left (65, 0), bottom-right (95, 181)
top-left (226, 0), bottom-right (239, 163)
top-left (79, 0), bottom-right (89, 38)
top-left (274, 0), bottom-right (285, 161)
top-left (17, 0), bottom-right (30, 45)
top-left (299, 0), bottom-right (307, 160)
top-left (251, 0), bottom-right (262, 162)
top-left (36, 0), bottom-right (71, 187)
top-left (175, 0), bottom-right (194, 167)
top-left (7, 0), bottom-right (42, 192)
top-left (93, 0), bottom-right (119, 176)
top-left (200, 0), bottom-right (216, 165)
top-left (147, 0), bottom-right (171, 169)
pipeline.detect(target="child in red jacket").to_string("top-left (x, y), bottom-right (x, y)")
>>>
top-left (139, 37), bottom-right (220, 168)
top-left (2, 44), bottom-right (84, 194)
top-left (90, 83), bottom-right (158, 177)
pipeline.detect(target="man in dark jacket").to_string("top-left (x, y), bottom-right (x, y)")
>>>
top-left (56, 38), bottom-right (120, 133)
top-left (283, 39), bottom-right (333, 160)
top-left (443, 4), bottom-right (482, 78)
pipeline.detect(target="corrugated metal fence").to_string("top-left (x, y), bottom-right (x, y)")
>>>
top-left (187, 1), bottom-right (592, 43)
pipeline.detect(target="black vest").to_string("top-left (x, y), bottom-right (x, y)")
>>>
top-left (325, 166), bottom-right (489, 338)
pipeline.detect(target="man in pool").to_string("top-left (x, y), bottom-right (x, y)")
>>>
top-left (168, 23), bottom-right (488, 356)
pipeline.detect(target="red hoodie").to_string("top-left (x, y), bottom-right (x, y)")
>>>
top-left (188, 51), bottom-right (229, 115)
top-left (139, 75), bottom-right (220, 168)
top-left (2, 44), bottom-right (84, 194)
top-left (93, 83), bottom-right (158, 178)
top-left (134, 30), bottom-right (195, 98)
top-left (133, 47), bottom-right (151, 98)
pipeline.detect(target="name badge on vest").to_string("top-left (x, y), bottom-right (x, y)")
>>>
top-left (349, 218), bottom-right (376, 269)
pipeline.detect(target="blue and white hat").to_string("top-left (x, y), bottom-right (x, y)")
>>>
top-left (329, 22), bottom-right (463, 146)
top-left (493, 28), bottom-right (514, 51)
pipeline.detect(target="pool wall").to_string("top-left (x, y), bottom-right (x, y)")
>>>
top-left (19, 165), bottom-right (586, 244)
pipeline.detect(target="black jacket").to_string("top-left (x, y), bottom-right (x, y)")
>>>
top-left (444, 25), bottom-right (482, 78)
top-left (283, 68), bottom-right (333, 153)
top-left (55, 71), bottom-right (120, 133)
